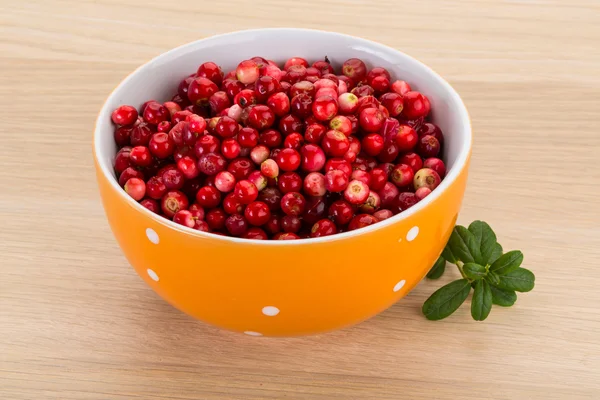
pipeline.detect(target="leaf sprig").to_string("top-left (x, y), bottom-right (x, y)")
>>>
top-left (423, 221), bottom-right (535, 321)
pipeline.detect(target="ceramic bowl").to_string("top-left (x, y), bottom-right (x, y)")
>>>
top-left (93, 28), bottom-right (471, 337)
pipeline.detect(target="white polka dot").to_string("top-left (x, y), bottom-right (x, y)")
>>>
top-left (262, 306), bottom-right (280, 316)
top-left (244, 331), bottom-right (263, 336)
top-left (147, 268), bottom-right (159, 282)
top-left (146, 228), bottom-right (159, 244)
top-left (393, 279), bottom-right (406, 292)
top-left (406, 226), bottom-right (419, 242)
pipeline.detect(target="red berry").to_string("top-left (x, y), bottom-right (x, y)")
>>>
top-left (266, 92), bottom-right (290, 117)
top-left (236, 60), bottom-right (260, 84)
top-left (114, 150), bottom-right (132, 174)
top-left (146, 176), bottom-right (167, 200)
top-left (419, 122), bottom-right (444, 145)
top-left (238, 127), bottom-right (259, 148)
top-left (225, 214), bottom-right (249, 236)
top-left (351, 85), bottom-right (374, 98)
top-left (391, 80), bottom-right (411, 95)
top-left (278, 114), bottom-right (304, 136)
top-left (227, 157), bottom-right (255, 180)
top-left (124, 178), bottom-right (146, 201)
top-left (261, 159), bottom-right (279, 179)
top-left (254, 75), bottom-right (281, 102)
top-left (275, 148), bottom-right (301, 172)
top-left (357, 95), bottom-right (381, 113)
top-left (359, 107), bottom-right (385, 132)
top-left (173, 210), bottom-right (195, 228)
top-left (250, 145), bottom-right (271, 165)
top-left (283, 65), bottom-right (307, 84)
top-left (397, 192), bottom-right (418, 211)
top-left (399, 152), bottom-right (423, 173)
top-left (310, 219), bottom-right (337, 238)
top-left (188, 203), bottom-right (205, 221)
top-left (258, 187), bottom-right (282, 212)
top-left (394, 125), bottom-right (418, 151)
top-left (283, 132), bottom-right (304, 150)
top-left (322, 130), bottom-right (350, 157)
top-left (370, 168), bottom-right (387, 191)
top-left (244, 201), bottom-right (271, 226)
top-left (223, 79), bottom-right (245, 100)
top-left (327, 200), bottom-right (352, 226)
top-left (342, 58), bottom-right (367, 83)
top-left (312, 60), bottom-right (334, 75)
top-left (278, 172), bottom-right (302, 193)
top-left (415, 187), bottom-right (432, 200)
top-left (378, 182), bottom-right (399, 208)
top-left (223, 193), bottom-right (244, 215)
top-left (303, 172), bottom-right (326, 197)
top-left (188, 77), bottom-right (218, 105)
top-left (290, 81), bottom-right (316, 98)
top-left (247, 170), bottom-right (267, 191)
top-left (374, 209), bottom-right (393, 220)
top-left (315, 87), bottom-right (338, 100)
top-left (178, 76), bottom-right (196, 98)
top-left (290, 93), bottom-right (313, 118)
top-left (157, 121), bottom-right (171, 133)
top-left (304, 123), bottom-right (327, 144)
top-left (141, 198), bottom-right (160, 213)
top-left (161, 190), bottom-right (189, 218)
top-left (195, 220), bottom-right (210, 231)
top-left (403, 91), bottom-right (431, 119)
top-left (206, 208), bottom-right (226, 230)
top-left (234, 180), bottom-right (259, 204)
top-left (172, 110), bottom-right (193, 124)
top-left (280, 192), bottom-right (306, 216)
top-left (348, 214), bottom-right (378, 231)
top-left (361, 134), bottom-right (385, 156)
top-left (423, 157), bottom-right (446, 178)
top-left (130, 122), bottom-right (153, 146)
top-left (344, 179), bottom-right (370, 205)
top-left (221, 138), bottom-right (241, 159)
top-left (243, 227), bottom-right (268, 240)
top-left (214, 116), bottom-right (239, 138)
top-left (214, 171), bottom-right (236, 193)
top-left (299, 144), bottom-right (325, 172)
top-left (390, 164), bottom-right (414, 187)
top-left (161, 168), bottom-right (185, 190)
top-left (177, 156), bottom-right (200, 179)
top-left (351, 170), bottom-right (371, 186)
top-left (247, 105), bottom-right (275, 131)
top-left (325, 169), bottom-right (350, 192)
top-left (197, 61), bottom-right (224, 85)
top-left (114, 126), bottom-right (133, 146)
top-left (275, 232), bottom-right (300, 240)
top-left (197, 153), bottom-right (226, 176)
top-left (312, 95), bottom-right (338, 121)
top-left (370, 76), bottom-right (390, 93)
top-left (196, 186), bottom-right (222, 208)
top-left (414, 168), bottom-right (441, 191)
top-left (280, 215), bottom-right (302, 233)
top-left (194, 134), bottom-right (220, 158)
top-left (164, 101), bottom-right (183, 115)
top-left (111, 105), bottom-right (138, 126)
top-left (284, 57), bottom-right (309, 70)
top-left (329, 115), bottom-right (352, 136)
top-left (417, 134), bottom-right (441, 158)
top-left (359, 191), bottom-right (381, 213)
top-left (324, 158), bottom-right (352, 177)
top-left (379, 92), bottom-right (404, 117)
top-left (377, 141), bottom-right (400, 163)
top-left (258, 129), bottom-right (282, 148)
top-left (234, 89), bottom-right (258, 107)
top-left (208, 91), bottom-right (231, 115)
top-left (337, 92), bottom-right (359, 115)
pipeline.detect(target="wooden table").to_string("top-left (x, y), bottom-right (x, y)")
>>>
top-left (2, 0), bottom-right (599, 398)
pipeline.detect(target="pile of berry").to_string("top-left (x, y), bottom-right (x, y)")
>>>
top-left (111, 56), bottom-right (446, 240)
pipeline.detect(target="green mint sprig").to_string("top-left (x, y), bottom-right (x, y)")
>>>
top-left (423, 221), bottom-right (535, 321)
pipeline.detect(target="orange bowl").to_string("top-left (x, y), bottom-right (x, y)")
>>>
top-left (94, 29), bottom-right (472, 337)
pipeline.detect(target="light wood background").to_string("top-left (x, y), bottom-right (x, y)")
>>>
top-left (1, 0), bottom-right (599, 399)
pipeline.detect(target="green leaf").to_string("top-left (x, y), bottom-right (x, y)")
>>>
top-left (494, 268), bottom-right (535, 292)
top-left (463, 263), bottom-right (487, 280)
top-left (427, 256), bottom-right (446, 279)
top-left (488, 243), bottom-right (503, 264)
top-left (486, 271), bottom-right (501, 286)
top-left (447, 226), bottom-right (479, 263)
top-left (490, 250), bottom-right (524, 275)
top-left (422, 279), bottom-right (472, 321)
top-left (468, 221), bottom-right (498, 265)
top-left (441, 245), bottom-right (458, 264)
top-left (490, 285), bottom-right (517, 307)
top-left (471, 280), bottom-right (493, 321)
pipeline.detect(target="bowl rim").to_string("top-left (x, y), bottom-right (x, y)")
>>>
top-left (94, 27), bottom-right (472, 246)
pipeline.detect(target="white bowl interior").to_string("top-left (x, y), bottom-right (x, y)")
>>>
top-left (95, 28), bottom-right (471, 243)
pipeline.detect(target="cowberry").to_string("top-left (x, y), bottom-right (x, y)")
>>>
top-left (397, 192), bottom-right (418, 211)
top-left (290, 93), bottom-right (313, 118)
top-left (283, 132), bottom-right (304, 150)
top-left (223, 193), bottom-right (244, 215)
top-left (373, 209), bottom-right (393, 221)
top-left (361, 134), bottom-right (385, 156)
top-left (370, 168), bottom-right (388, 191)
top-left (278, 114), bottom-right (304, 136)
top-left (303, 172), bottom-right (326, 197)
top-left (378, 182), bottom-right (399, 208)
top-left (188, 77), bottom-right (218, 105)
top-left (342, 58), bottom-right (367, 83)
top-left (177, 156), bottom-right (200, 179)
top-left (391, 80), bottom-right (411, 95)
top-left (379, 92), bottom-right (404, 116)
top-left (225, 214), bottom-right (249, 236)
top-left (236, 60), bottom-right (260, 84)
top-left (214, 171), bottom-right (236, 193)
top-left (275, 148), bottom-right (301, 172)
top-left (234, 180), bottom-right (259, 204)
top-left (261, 159), bottom-right (279, 179)
top-left (195, 186), bottom-right (221, 208)
top-left (205, 208), bottom-right (226, 231)
top-left (124, 178), bottom-right (146, 201)
top-left (161, 190), bottom-right (189, 218)
top-left (359, 191), bottom-right (381, 214)
top-left (258, 129), bottom-right (282, 148)
top-left (243, 227), bottom-right (268, 240)
top-left (423, 157), bottom-right (446, 178)
top-left (161, 168), bottom-right (185, 190)
top-left (325, 169), bottom-right (350, 192)
top-left (329, 115), bottom-right (352, 136)
top-left (351, 170), bottom-right (371, 186)
top-left (281, 215), bottom-right (302, 233)
top-left (280, 192), bottom-right (306, 216)
top-left (310, 219), bottom-right (338, 238)
top-left (304, 123), bottom-right (327, 144)
top-left (322, 130), bottom-right (350, 157)
top-left (197, 61), bottom-right (224, 85)
top-left (328, 200), bottom-right (354, 226)
top-left (419, 122), bottom-right (444, 145)
top-left (111, 105), bottom-right (138, 126)
top-left (227, 157), bottom-right (255, 180)
top-left (402, 91), bottom-right (431, 119)
top-left (130, 122), bottom-right (153, 146)
top-left (141, 198), bottom-right (160, 213)
top-left (197, 153), bottom-right (226, 176)
top-left (417, 134), bottom-right (441, 158)
top-left (278, 172), bottom-right (302, 193)
top-left (348, 214), bottom-right (379, 231)
top-left (266, 92), bottom-right (290, 117)
top-left (390, 164), bottom-right (414, 187)
top-left (344, 179), bottom-right (370, 205)
top-left (359, 107), bottom-right (385, 132)
top-left (258, 187), bottom-right (282, 212)
top-left (414, 168), bottom-right (441, 191)
top-left (415, 187), bottom-right (432, 200)
top-left (173, 210), bottom-right (195, 228)
top-left (399, 152), bottom-right (423, 173)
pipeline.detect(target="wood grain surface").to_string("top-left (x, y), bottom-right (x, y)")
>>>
top-left (1, 0), bottom-right (599, 398)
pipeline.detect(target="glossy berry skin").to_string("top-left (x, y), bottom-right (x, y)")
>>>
top-left (243, 227), bottom-right (268, 240)
top-left (312, 96), bottom-right (338, 121)
top-left (351, 85), bottom-right (374, 98)
top-left (399, 152), bottom-right (424, 173)
top-left (370, 168), bottom-right (388, 191)
top-left (161, 190), bottom-right (189, 218)
top-left (390, 164), bottom-right (414, 187)
top-left (227, 157), bottom-right (255, 180)
top-left (275, 148), bottom-right (301, 172)
top-left (284, 57), bottom-right (309, 70)
top-left (248, 105), bottom-right (275, 131)
top-left (395, 125), bottom-right (419, 151)
top-left (280, 215), bottom-right (302, 233)
top-left (173, 210), bottom-right (195, 228)
top-left (193, 186), bottom-right (221, 209)
top-left (300, 144), bottom-right (326, 172)
top-left (130, 123), bottom-right (153, 146)
top-left (111, 105), bottom-right (138, 126)
top-left (423, 157), bottom-right (446, 178)
top-left (254, 75), bottom-right (281, 102)
top-left (373, 209), bottom-right (393, 221)
top-left (194, 134), bottom-right (220, 158)
top-left (359, 191), bottom-right (381, 214)
top-left (312, 60), bottom-right (334, 75)
top-left (234, 180), bottom-right (259, 204)
top-left (244, 201), bottom-right (271, 226)
top-left (329, 115), bottom-right (352, 136)
top-left (236, 60), bottom-right (260, 84)
top-left (142, 102), bottom-right (169, 125)
top-left (322, 130), bottom-right (350, 157)
top-left (378, 182), bottom-right (399, 208)
top-left (258, 187), bottom-right (282, 212)
top-left (370, 76), bottom-right (390, 93)
top-left (220, 138), bottom-right (241, 160)
top-left (223, 193), bottom-right (244, 215)
top-left (361, 134), bottom-right (385, 156)
top-left (337, 92), bottom-right (359, 114)
top-left (267, 92), bottom-right (290, 117)
top-left (283, 65), bottom-right (308, 84)
top-left (415, 187), bottom-right (432, 200)
top-left (379, 92), bottom-right (404, 116)
top-left (141, 198), bottom-right (160, 213)
top-left (324, 158), bottom-right (352, 177)
top-left (238, 127), bottom-right (259, 148)
top-left (188, 77), bottom-right (218, 105)
top-left (303, 172), bottom-right (326, 197)
top-left (397, 192), bottom-right (419, 211)
top-left (203, 208), bottom-right (225, 231)
top-left (414, 168), bottom-right (442, 191)
top-left (177, 156), bottom-right (200, 179)
top-left (344, 179), bottom-right (370, 205)
top-left (328, 200), bottom-right (354, 226)
top-left (417, 134), bottom-right (441, 158)
top-left (419, 122), bottom-right (444, 145)
top-left (129, 146), bottom-right (152, 167)
top-left (278, 172), bottom-right (302, 194)
top-left (188, 203), bottom-right (205, 221)
top-left (310, 219), bottom-right (338, 238)
top-left (250, 145), bottom-right (270, 165)
top-left (402, 91), bottom-right (431, 119)
top-left (214, 116), bottom-right (238, 138)
top-left (259, 129), bottom-right (282, 148)
top-left (247, 170), bottom-right (267, 191)
top-left (197, 61), bottom-right (224, 85)
top-left (145, 176), bottom-right (167, 200)
top-left (113, 126), bottom-right (133, 147)
top-left (234, 89), bottom-right (258, 108)
top-left (359, 107), bottom-right (385, 132)
top-left (391, 80), bottom-right (412, 95)
top-left (304, 123), bottom-right (327, 144)
top-left (283, 132), bottom-right (304, 150)
top-left (280, 192), bottom-right (306, 216)
top-left (124, 178), bottom-right (146, 201)
top-left (290, 81), bottom-right (316, 98)
top-left (225, 214), bottom-right (249, 236)
top-left (278, 114), bottom-right (304, 136)
top-left (348, 214), bottom-right (378, 231)
top-left (275, 232), bottom-right (300, 240)
top-left (197, 153), bottom-right (226, 176)
top-left (325, 169), bottom-right (350, 192)
top-left (214, 171), bottom-right (236, 193)
top-left (290, 93), bottom-right (313, 118)
top-left (351, 170), bottom-right (371, 186)
top-left (342, 58), bottom-right (367, 83)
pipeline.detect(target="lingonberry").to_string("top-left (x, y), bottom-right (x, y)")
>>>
top-left (324, 158), bottom-right (352, 177)
top-left (124, 178), bottom-right (146, 201)
top-left (303, 172), bottom-right (326, 197)
top-left (370, 168), bottom-right (388, 191)
top-left (178, 76), bottom-right (196, 98)
top-left (259, 187), bottom-right (282, 212)
top-left (394, 124), bottom-right (418, 152)
top-left (359, 191), bottom-right (381, 213)
top-left (327, 200), bottom-right (353, 226)
top-left (243, 227), bottom-right (268, 240)
top-left (414, 168), bottom-right (442, 191)
top-left (304, 123), bottom-right (327, 144)
top-left (281, 192), bottom-right (306, 216)
top-left (322, 130), bottom-right (350, 157)
top-left (234, 89), bottom-right (258, 108)
top-left (141, 198), bottom-right (160, 213)
top-left (250, 145), bottom-right (270, 164)
top-left (114, 125), bottom-right (133, 147)
top-left (419, 122), bottom-right (444, 145)
top-left (266, 92), bottom-right (290, 117)
top-left (188, 77), bottom-right (218, 105)
top-left (423, 157), bottom-right (446, 178)
top-left (275, 148), bottom-right (301, 172)
top-left (242, 200), bottom-right (271, 227)
top-left (225, 214), bottom-right (249, 236)
top-left (361, 134), bottom-right (384, 157)
top-left (284, 57), bottom-right (308, 70)
top-left (312, 59), bottom-right (334, 75)
top-left (275, 232), bottom-right (300, 240)
top-left (221, 138), bottom-right (241, 160)
top-left (223, 79), bottom-right (245, 100)
top-left (114, 151), bottom-right (132, 174)
top-left (299, 144), bottom-right (326, 172)
top-left (197, 61), bottom-right (224, 85)
top-left (223, 193), bottom-right (245, 215)
top-left (119, 168), bottom-right (143, 189)
top-left (359, 107), bottom-right (385, 132)
top-left (329, 115), bottom-right (352, 136)
top-left (161, 168), bottom-right (185, 190)
top-left (172, 110), bottom-right (193, 124)
top-left (247, 170), bottom-right (267, 191)
top-left (415, 186), bottom-right (432, 200)
top-left (278, 114), bottom-right (304, 136)
top-left (351, 170), bottom-right (371, 186)
top-left (342, 58), bottom-right (367, 83)
top-left (258, 129), bottom-right (282, 148)
top-left (417, 134), bottom-right (441, 158)
top-left (281, 215), bottom-right (302, 233)
top-left (171, 94), bottom-right (189, 109)
top-left (370, 76), bottom-right (390, 93)
top-left (208, 91), bottom-right (231, 115)
top-left (399, 152), bottom-right (423, 173)
top-left (196, 186), bottom-right (222, 208)
top-left (206, 208), bottom-right (227, 231)
top-left (337, 92), bottom-right (359, 115)
top-left (264, 214), bottom-right (281, 234)
top-left (182, 178), bottom-right (202, 200)
top-left (391, 80), bottom-right (412, 95)
top-left (227, 157), bottom-right (255, 180)
top-left (234, 180), bottom-right (259, 204)
top-left (302, 196), bottom-right (327, 225)
top-left (290, 81), bottom-right (316, 98)
top-left (351, 85), bottom-right (374, 98)
top-left (397, 192), bottom-right (418, 211)
top-left (111, 105), bottom-right (138, 126)
top-left (378, 182), bottom-right (400, 208)
top-left (261, 159), bottom-right (279, 179)
top-left (373, 209), bottom-right (393, 221)
top-left (278, 172), bottom-right (302, 193)
top-left (147, 133), bottom-right (173, 159)
top-left (193, 134), bottom-right (220, 158)
top-left (236, 60), bottom-right (260, 84)
top-left (163, 101), bottom-right (181, 117)
top-left (390, 164), bottom-right (414, 187)
top-left (325, 169), bottom-right (350, 192)
top-left (167, 121), bottom-right (186, 147)
top-left (290, 93), bottom-right (313, 118)
top-left (157, 121), bottom-right (171, 133)
top-left (197, 153), bottom-right (226, 176)
top-left (237, 127), bottom-right (259, 148)
top-left (309, 219), bottom-right (337, 238)
top-left (177, 156), bottom-right (200, 179)
top-left (214, 171), bottom-right (236, 193)
top-left (344, 179), bottom-right (370, 205)
top-left (348, 214), bottom-right (378, 231)
top-left (357, 95), bottom-right (381, 114)
top-left (173, 210), bottom-right (195, 228)
top-left (214, 116), bottom-right (238, 138)
top-left (402, 91), bottom-right (431, 119)
top-left (195, 220), bottom-right (210, 232)
top-left (254, 75), bottom-right (281, 102)
top-left (379, 92), bottom-right (404, 117)
top-left (283, 132), bottom-right (304, 150)
top-left (161, 190), bottom-right (189, 218)
top-left (130, 122), bottom-right (153, 146)
top-left (188, 203), bottom-right (206, 221)
top-left (247, 105), bottom-right (275, 131)
top-left (207, 117), bottom-right (221, 135)
top-left (282, 65), bottom-right (307, 84)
